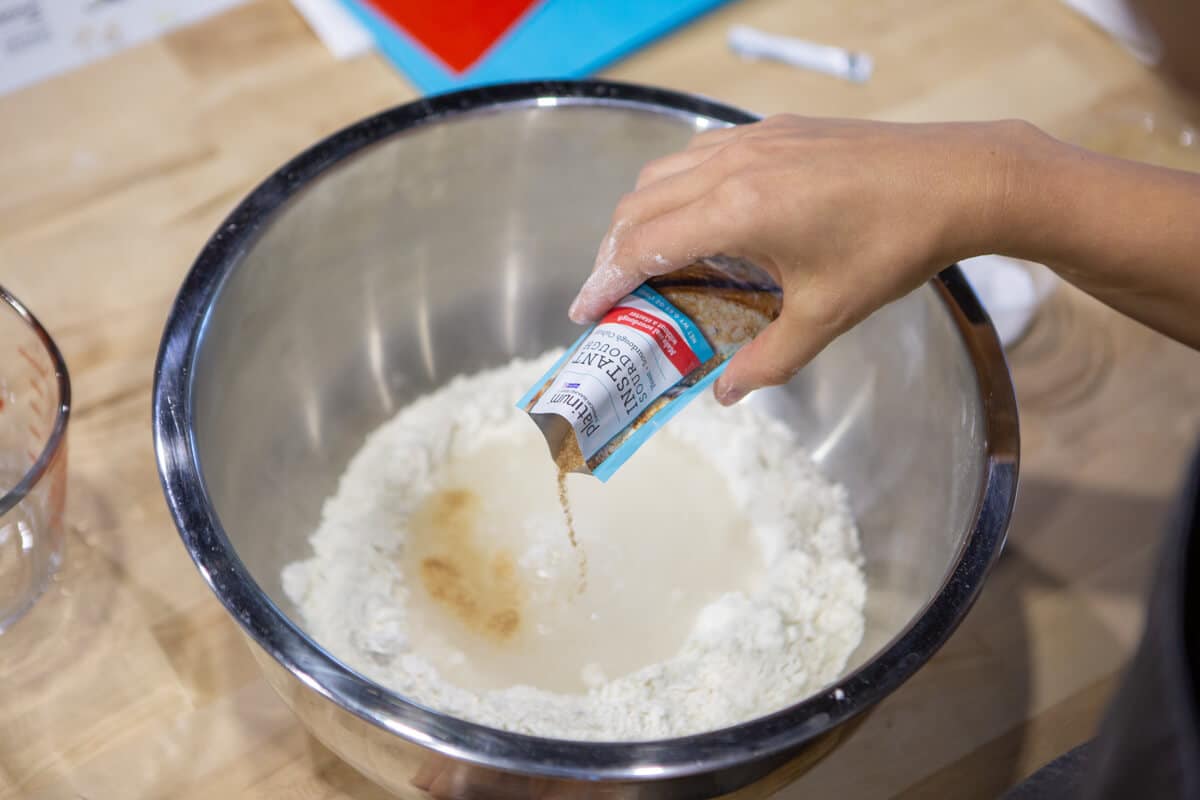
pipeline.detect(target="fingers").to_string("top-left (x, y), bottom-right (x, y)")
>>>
top-left (635, 143), bottom-right (721, 188)
top-left (636, 116), bottom-right (806, 188)
top-left (569, 114), bottom-right (815, 323)
top-left (714, 295), bottom-right (848, 405)
top-left (688, 124), bottom-right (743, 149)
top-left (636, 124), bottom-right (753, 191)
top-left (568, 191), bottom-right (745, 323)
top-left (686, 113), bottom-right (809, 151)
top-left (612, 194), bottom-right (740, 275)
top-left (567, 251), bottom-right (647, 323)
top-left (618, 156), bottom-right (726, 230)
top-left (569, 160), bottom-right (744, 323)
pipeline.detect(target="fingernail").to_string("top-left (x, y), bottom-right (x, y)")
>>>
top-left (568, 295), bottom-right (588, 324)
top-left (715, 380), bottom-right (746, 406)
top-left (568, 269), bottom-right (606, 323)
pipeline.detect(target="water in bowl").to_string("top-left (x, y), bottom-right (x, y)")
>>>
top-left (401, 430), bottom-right (762, 694)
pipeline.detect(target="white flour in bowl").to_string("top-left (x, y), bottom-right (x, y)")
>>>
top-left (281, 351), bottom-right (866, 741)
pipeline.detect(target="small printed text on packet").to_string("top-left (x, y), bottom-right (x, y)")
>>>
top-left (530, 288), bottom-right (712, 460)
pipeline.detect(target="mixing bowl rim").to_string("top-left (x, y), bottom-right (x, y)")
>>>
top-left (153, 79), bottom-right (1019, 782)
top-left (0, 285), bottom-right (71, 518)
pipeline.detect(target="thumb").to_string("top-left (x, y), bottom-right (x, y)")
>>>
top-left (713, 299), bottom-right (844, 405)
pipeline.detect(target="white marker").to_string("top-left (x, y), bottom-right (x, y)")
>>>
top-left (290, 0), bottom-right (374, 60)
top-left (727, 25), bottom-right (873, 84)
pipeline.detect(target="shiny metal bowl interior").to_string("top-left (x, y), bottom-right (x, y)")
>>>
top-left (154, 81), bottom-right (1018, 799)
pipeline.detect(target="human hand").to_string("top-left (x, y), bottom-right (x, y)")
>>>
top-left (568, 115), bottom-right (1041, 404)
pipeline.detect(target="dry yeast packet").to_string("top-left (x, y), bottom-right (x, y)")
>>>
top-left (518, 258), bottom-right (782, 481)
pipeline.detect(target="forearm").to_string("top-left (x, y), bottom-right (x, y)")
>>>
top-left (993, 127), bottom-right (1200, 348)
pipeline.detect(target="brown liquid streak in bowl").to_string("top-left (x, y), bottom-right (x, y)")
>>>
top-left (411, 488), bottom-right (525, 642)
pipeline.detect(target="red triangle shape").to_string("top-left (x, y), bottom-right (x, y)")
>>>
top-left (364, 0), bottom-right (541, 74)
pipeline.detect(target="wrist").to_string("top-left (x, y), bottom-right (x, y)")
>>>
top-left (936, 119), bottom-right (1066, 265)
top-left (969, 120), bottom-right (1077, 262)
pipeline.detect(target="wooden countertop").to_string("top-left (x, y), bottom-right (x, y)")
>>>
top-left (2, 1), bottom-right (1199, 797)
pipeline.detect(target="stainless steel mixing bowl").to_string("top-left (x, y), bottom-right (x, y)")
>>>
top-left (154, 81), bottom-right (1018, 799)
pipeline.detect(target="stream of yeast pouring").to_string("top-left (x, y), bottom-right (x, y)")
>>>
top-left (534, 268), bottom-right (785, 601)
top-left (553, 432), bottom-right (588, 594)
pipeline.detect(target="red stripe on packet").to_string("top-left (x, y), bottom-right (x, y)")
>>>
top-left (602, 306), bottom-right (702, 376)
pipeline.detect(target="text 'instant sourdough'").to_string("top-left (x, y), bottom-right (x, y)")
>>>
top-left (518, 258), bottom-right (783, 481)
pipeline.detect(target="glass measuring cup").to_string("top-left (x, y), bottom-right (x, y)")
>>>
top-left (0, 286), bottom-right (70, 634)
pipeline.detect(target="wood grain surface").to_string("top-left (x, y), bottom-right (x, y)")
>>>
top-left (2, 1), bottom-right (1199, 797)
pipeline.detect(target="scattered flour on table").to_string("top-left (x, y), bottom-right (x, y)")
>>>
top-left (282, 351), bottom-right (866, 741)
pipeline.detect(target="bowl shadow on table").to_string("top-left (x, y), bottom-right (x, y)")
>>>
top-left (858, 476), bottom-right (1165, 800)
